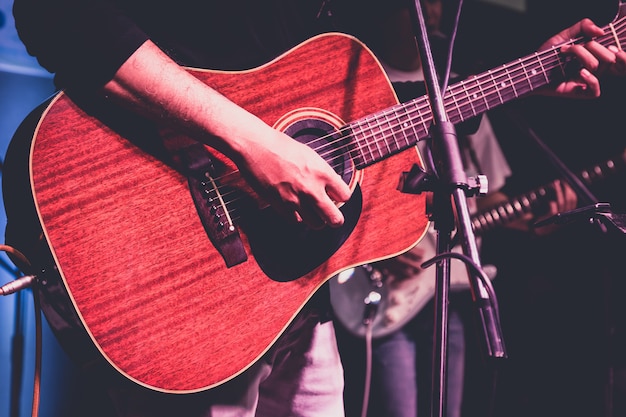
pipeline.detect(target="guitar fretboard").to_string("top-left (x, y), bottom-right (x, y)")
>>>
top-left (346, 14), bottom-right (626, 170)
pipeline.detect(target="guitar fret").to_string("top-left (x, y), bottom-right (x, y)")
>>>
top-left (488, 70), bottom-right (504, 105)
top-left (353, 121), bottom-right (374, 167)
top-left (394, 107), bottom-right (417, 150)
top-left (346, 126), bottom-right (365, 168)
top-left (395, 107), bottom-right (413, 147)
top-left (368, 119), bottom-right (381, 159)
top-left (449, 88), bottom-right (463, 122)
top-left (492, 67), bottom-right (515, 103)
top-left (420, 108), bottom-right (431, 136)
top-left (451, 76), bottom-right (490, 117)
top-left (380, 113), bottom-right (392, 155)
top-left (447, 85), bottom-right (474, 124)
top-left (502, 202), bottom-right (515, 217)
top-left (363, 117), bottom-right (379, 162)
top-left (535, 52), bottom-right (550, 85)
top-left (511, 67), bottom-right (525, 96)
top-left (389, 104), bottom-right (425, 154)
top-left (481, 83), bottom-right (501, 113)
top-left (505, 67), bottom-right (518, 98)
top-left (382, 111), bottom-right (399, 155)
top-left (553, 49), bottom-right (567, 78)
top-left (397, 106), bottom-right (414, 147)
top-left (415, 97), bottom-right (432, 138)
top-left (461, 83), bottom-right (478, 117)
top-left (378, 119), bottom-right (388, 156)
top-left (363, 118), bottom-right (379, 164)
top-left (476, 77), bottom-right (491, 114)
top-left (529, 66), bottom-right (546, 89)
top-left (496, 205), bottom-right (508, 222)
top-left (519, 58), bottom-right (534, 92)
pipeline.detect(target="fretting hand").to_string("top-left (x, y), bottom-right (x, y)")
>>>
top-left (539, 18), bottom-right (626, 99)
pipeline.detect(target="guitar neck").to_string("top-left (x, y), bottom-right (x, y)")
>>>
top-left (471, 149), bottom-right (626, 234)
top-left (347, 9), bottom-right (626, 169)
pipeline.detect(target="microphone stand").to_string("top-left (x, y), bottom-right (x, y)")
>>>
top-left (407, 2), bottom-right (507, 416)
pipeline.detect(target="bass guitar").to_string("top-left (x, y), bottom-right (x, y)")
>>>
top-left (330, 148), bottom-right (626, 338)
top-left (3, 5), bottom-right (625, 393)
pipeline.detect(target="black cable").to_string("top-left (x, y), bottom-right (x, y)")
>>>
top-left (439, 0), bottom-right (464, 93)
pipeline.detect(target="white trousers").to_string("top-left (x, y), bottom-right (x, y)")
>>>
top-left (107, 312), bottom-right (345, 417)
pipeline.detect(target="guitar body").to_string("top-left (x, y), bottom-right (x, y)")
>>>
top-left (2, 33), bottom-right (429, 393)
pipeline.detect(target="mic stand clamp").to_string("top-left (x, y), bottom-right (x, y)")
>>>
top-left (399, 164), bottom-right (488, 198)
top-left (534, 202), bottom-right (626, 235)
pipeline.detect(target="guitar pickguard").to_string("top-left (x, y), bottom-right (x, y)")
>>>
top-left (241, 186), bottom-right (362, 281)
top-left (243, 115), bottom-right (362, 281)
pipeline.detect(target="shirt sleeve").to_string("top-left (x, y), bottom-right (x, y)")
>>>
top-left (13, 0), bottom-right (148, 93)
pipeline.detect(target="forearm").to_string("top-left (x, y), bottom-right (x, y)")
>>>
top-left (101, 40), bottom-right (278, 164)
top-left (99, 39), bottom-right (352, 229)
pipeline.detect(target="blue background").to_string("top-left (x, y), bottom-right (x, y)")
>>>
top-left (0, 1), bottom-right (76, 416)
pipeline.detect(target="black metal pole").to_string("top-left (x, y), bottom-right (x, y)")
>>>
top-left (408, 2), bottom-right (507, 416)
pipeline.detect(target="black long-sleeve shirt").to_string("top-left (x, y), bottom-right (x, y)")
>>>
top-left (13, 0), bottom-right (358, 93)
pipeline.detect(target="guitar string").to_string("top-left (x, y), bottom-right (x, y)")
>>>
top-left (311, 20), bottom-right (626, 168)
top-left (202, 20), bottom-right (626, 219)
top-left (213, 19), bottom-right (625, 187)
top-left (216, 21), bottom-right (626, 215)
top-left (207, 52), bottom-right (578, 210)
top-left (215, 148), bottom-right (626, 230)
top-left (263, 20), bottom-right (626, 175)
top-left (208, 48), bottom-right (565, 204)
top-left (212, 35), bottom-right (620, 221)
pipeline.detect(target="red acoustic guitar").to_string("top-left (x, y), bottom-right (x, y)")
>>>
top-left (3, 5), bottom-right (625, 394)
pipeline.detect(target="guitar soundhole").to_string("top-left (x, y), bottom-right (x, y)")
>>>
top-left (239, 117), bottom-right (361, 282)
top-left (284, 118), bottom-right (353, 185)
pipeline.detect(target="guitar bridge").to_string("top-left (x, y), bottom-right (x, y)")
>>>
top-left (181, 143), bottom-right (247, 268)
